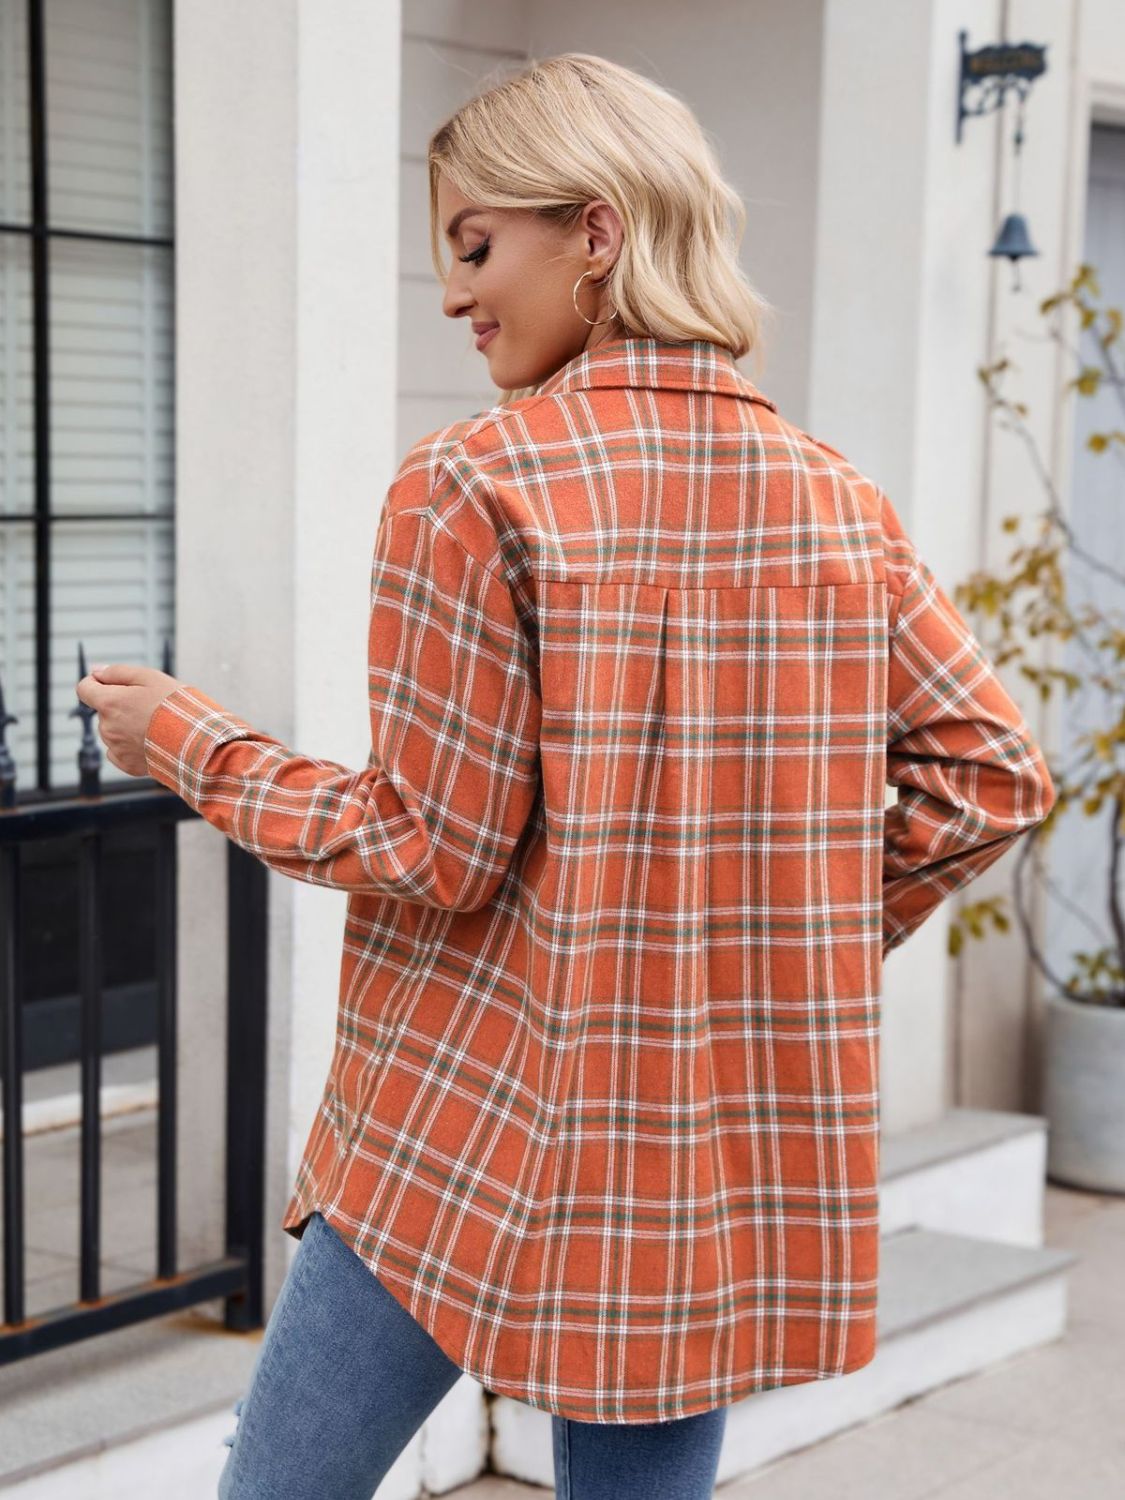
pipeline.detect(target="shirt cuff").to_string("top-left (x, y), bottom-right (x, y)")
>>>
top-left (143, 683), bottom-right (254, 802)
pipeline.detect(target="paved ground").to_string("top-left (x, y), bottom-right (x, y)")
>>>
top-left (448, 1182), bottom-right (1125, 1498)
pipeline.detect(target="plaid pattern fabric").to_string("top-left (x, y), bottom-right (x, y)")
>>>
top-left (144, 333), bottom-right (1056, 1424)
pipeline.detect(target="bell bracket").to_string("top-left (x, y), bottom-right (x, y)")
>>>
top-left (957, 29), bottom-right (1047, 145)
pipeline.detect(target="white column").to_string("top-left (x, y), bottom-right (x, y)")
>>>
top-left (172, 0), bottom-right (402, 1308)
top-left (810, 0), bottom-right (971, 1130)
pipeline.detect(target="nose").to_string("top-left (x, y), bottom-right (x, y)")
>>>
top-left (442, 263), bottom-right (475, 321)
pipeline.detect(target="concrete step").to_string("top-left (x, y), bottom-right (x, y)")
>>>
top-left (880, 1107), bottom-right (1049, 1247)
top-left (491, 1225), bottom-right (1076, 1491)
top-left (0, 1302), bottom-right (262, 1494)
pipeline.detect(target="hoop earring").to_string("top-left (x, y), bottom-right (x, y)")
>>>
top-left (572, 269), bottom-right (619, 327)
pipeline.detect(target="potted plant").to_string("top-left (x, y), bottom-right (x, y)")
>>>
top-left (948, 261), bottom-right (1125, 1194)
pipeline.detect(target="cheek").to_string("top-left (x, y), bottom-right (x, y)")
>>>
top-left (493, 256), bottom-right (573, 330)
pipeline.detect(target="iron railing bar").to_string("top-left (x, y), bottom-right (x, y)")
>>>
top-left (27, 0), bottom-right (51, 793)
top-left (0, 843), bottom-right (25, 1328)
top-left (156, 817), bottom-right (177, 1279)
top-left (0, 1255), bottom-right (249, 1363)
top-left (0, 789), bottom-right (198, 842)
top-left (77, 829), bottom-right (103, 1302)
top-left (223, 843), bottom-right (267, 1332)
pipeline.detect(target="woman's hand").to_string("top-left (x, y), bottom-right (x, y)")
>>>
top-left (76, 663), bottom-right (184, 777)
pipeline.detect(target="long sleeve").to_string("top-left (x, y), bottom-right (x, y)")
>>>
top-left (879, 491), bottom-right (1056, 957)
top-left (143, 455), bottom-right (542, 912)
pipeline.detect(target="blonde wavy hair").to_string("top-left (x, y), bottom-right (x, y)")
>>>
top-left (427, 52), bottom-right (776, 404)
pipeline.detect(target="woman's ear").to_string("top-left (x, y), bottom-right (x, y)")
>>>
top-left (581, 199), bottom-right (624, 271)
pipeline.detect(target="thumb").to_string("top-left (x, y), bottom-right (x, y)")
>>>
top-left (90, 662), bottom-right (136, 683)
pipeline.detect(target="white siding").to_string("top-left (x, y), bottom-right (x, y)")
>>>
top-left (397, 8), bottom-right (530, 461)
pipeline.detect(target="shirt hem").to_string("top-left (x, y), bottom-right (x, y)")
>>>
top-left (279, 1191), bottom-right (879, 1427)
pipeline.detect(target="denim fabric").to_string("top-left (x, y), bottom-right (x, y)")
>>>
top-left (550, 1396), bottom-right (727, 1499)
top-left (217, 1210), bottom-right (727, 1498)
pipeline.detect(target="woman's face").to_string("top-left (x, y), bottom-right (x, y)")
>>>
top-left (437, 173), bottom-right (624, 391)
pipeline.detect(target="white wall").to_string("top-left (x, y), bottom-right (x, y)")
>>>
top-left (396, 0), bottom-right (826, 451)
top-left (524, 0), bottom-right (826, 422)
top-left (397, 1), bottom-right (531, 459)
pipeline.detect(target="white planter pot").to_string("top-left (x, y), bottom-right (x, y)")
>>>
top-left (1043, 990), bottom-right (1125, 1193)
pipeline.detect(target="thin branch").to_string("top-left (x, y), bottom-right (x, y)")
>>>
top-left (1039, 864), bottom-right (1111, 946)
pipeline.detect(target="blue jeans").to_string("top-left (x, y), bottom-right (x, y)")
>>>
top-left (217, 1210), bottom-right (728, 1498)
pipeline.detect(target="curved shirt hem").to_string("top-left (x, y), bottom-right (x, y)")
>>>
top-left (279, 1190), bottom-right (880, 1427)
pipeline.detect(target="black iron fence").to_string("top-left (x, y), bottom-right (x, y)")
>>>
top-left (0, 651), bottom-right (267, 1361)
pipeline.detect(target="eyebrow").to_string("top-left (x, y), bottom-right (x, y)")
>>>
top-left (444, 207), bottom-right (487, 240)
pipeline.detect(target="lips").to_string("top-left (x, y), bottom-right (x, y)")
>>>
top-left (474, 324), bottom-right (499, 351)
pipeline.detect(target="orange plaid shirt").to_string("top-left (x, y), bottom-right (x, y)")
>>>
top-left (144, 334), bottom-right (1056, 1423)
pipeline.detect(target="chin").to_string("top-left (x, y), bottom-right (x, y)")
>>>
top-left (487, 360), bottom-right (525, 391)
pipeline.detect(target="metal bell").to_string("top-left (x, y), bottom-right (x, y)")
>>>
top-left (988, 211), bottom-right (1038, 263)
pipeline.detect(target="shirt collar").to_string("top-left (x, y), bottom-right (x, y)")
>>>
top-left (535, 334), bottom-right (777, 412)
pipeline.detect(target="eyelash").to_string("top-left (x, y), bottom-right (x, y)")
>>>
top-left (458, 238), bottom-right (490, 265)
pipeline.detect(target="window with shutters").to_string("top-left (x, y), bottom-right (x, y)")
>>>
top-left (0, 0), bottom-right (174, 797)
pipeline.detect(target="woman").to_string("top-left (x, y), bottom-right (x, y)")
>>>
top-left (81, 53), bottom-right (1056, 1500)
